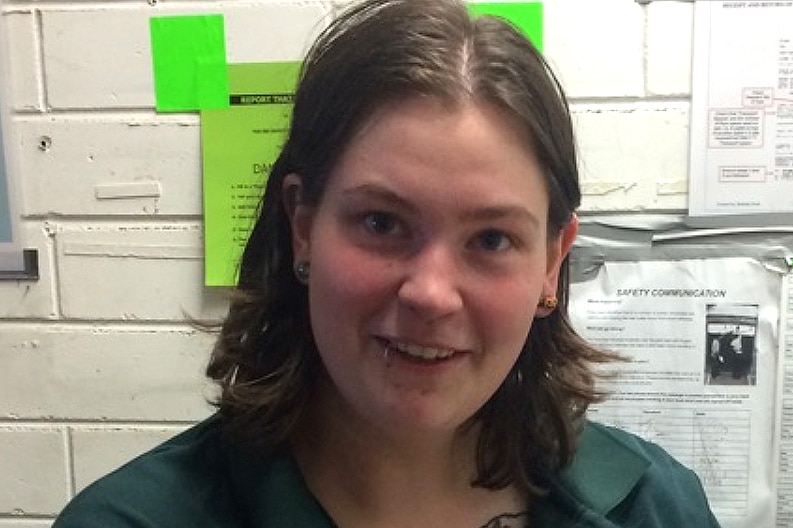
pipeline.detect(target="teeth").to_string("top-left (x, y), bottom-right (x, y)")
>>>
top-left (391, 341), bottom-right (455, 360)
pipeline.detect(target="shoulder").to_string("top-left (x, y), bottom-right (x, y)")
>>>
top-left (54, 416), bottom-right (243, 528)
top-left (54, 417), bottom-right (334, 528)
top-left (545, 421), bottom-right (721, 526)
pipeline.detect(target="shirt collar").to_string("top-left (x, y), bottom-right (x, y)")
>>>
top-left (226, 446), bottom-right (336, 528)
top-left (551, 421), bottom-right (650, 515)
top-left (224, 421), bottom-right (648, 527)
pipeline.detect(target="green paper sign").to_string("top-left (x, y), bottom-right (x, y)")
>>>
top-left (468, 2), bottom-right (543, 51)
top-left (150, 15), bottom-right (229, 112)
top-left (201, 62), bottom-right (302, 286)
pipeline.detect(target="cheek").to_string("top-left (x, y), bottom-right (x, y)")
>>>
top-left (308, 238), bottom-right (394, 324)
top-left (316, 248), bottom-right (386, 295)
top-left (474, 276), bottom-right (542, 344)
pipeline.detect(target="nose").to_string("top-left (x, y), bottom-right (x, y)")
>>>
top-left (397, 245), bottom-right (464, 321)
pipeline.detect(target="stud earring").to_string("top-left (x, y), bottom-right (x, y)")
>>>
top-left (538, 295), bottom-right (558, 310)
top-left (294, 261), bottom-right (310, 284)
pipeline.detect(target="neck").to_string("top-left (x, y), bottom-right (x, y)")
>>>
top-left (290, 380), bottom-right (524, 528)
top-left (294, 376), bottom-right (478, 483)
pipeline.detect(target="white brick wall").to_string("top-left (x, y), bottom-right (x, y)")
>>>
top-left (19, 116), bottom-right (203, 216)
top-left (545, 0), bottom-right (645, 99)
top-left (0, 0), bottom-right (694, 524)
top-left (71, 426), bottom-right (188, 493)
top-left (0, 428), bottom-right (69, 516)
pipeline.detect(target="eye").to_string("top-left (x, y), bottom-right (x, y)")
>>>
top-left (363, 211), bottom-right (400, 235)
top-left (474, 229), bottom-right (513, 252)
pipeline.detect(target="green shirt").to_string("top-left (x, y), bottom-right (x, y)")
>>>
top-left (54, 416), bottom-right (720, 527)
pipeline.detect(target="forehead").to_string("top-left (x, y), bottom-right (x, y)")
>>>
top-left (324, 96), bottom-right (549, 216)
top-left (355, 95), bottom-right (536, 150)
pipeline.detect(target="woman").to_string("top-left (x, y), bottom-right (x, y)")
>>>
top-left (55, 0), bottom-right (720, 526)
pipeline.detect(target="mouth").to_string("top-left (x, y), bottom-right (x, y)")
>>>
top-left (380, 338), bottom-right (458, 362)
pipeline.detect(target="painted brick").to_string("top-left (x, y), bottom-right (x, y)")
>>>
top-left (0, 222), bottom-right (56, 319)
top-left (574, 102), bottom-right (689, 211)
top-left (0, 521), bottom-right (53, 528)
top-left (71, 426), bottom-right (186, 492)
top-left (41, 8), bottom-right (154, 110)
top-left (54, 223), bottom-right (229, 321)
top-left (0, 325), bottom-right (216, 421)
top-left (223, 2), bottom-right (329, 63)
top-left (17, 117), bottom-right (202, 216)
top-left (544, 0), bottom-right (644, 98)
top-left (646, 2), bottom-right (694, 96)
top-left (41, 3), bottom-right (328, 110)
top-left (0, 428), bottom-right (69, 516)
top-left (4, 11), bottom-right (41, 112)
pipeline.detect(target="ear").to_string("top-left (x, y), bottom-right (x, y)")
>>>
top-left (537, 214), bottom-right (579, 316)
top-left (282, 173), bottom-right (315, 265)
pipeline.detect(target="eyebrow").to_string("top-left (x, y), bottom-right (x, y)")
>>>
top-left (341, 184), bottom-right (541, 229)
top-left (460, 205), bottom-right (541, 229)
top-left (341, 184), bottom-right (420, 213)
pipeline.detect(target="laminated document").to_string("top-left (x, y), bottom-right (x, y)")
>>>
top-left (689, 0), bottom-right (793, 216)
top-left (569, 224), bottom-right (793, 528)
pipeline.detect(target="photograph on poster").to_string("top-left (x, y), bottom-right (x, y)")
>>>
top-left (705, 303), bottom-right (759, 386)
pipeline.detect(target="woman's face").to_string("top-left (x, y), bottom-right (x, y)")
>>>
top-left (288, 97), bottom-right (577, 438)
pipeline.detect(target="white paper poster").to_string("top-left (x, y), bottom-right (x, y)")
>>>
top-left (569, 257), bottom-right (786, 527)
top-left (689, 1), bottom-right (793, 216)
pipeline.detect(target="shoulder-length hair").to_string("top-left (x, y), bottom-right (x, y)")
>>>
top-left (207, 0), bottom-right (615, 496)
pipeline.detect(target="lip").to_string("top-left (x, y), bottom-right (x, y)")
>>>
top-left (376, 336), bottom-right (467, 363)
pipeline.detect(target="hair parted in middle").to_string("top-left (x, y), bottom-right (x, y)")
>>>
top-left (207, 0), bottom-right (616, 497)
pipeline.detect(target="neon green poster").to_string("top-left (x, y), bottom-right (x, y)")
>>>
top-left (149, 15), bottom-right (229, 111)
top-left (468, 2), bottom-right (543, 51)
top-left (201, 62), bottom-right (301, 286)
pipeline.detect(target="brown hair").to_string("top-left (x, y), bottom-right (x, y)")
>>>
top-left (207, 0), bottom-right (615, 496)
